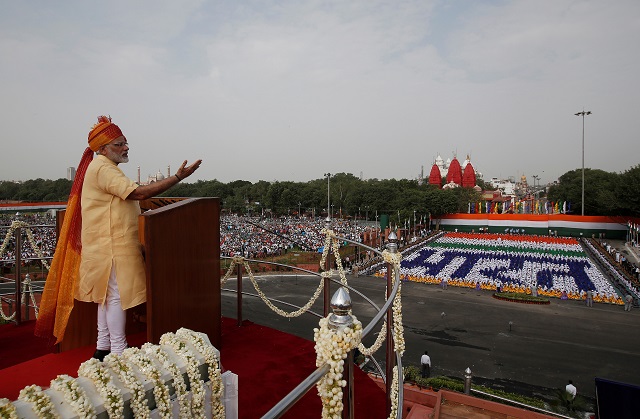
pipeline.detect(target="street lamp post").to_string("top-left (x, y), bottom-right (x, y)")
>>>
top-left (324, 173), bottom-right (331, 219)
top-left (574, 110), bottom-right (592, 216)
top-left (413, 210), bottom-right (416, 238)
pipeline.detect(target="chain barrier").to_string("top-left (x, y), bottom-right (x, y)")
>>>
top-left (1, 220), bottom-right (51, 321)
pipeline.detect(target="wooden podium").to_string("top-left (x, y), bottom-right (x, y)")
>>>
top-left (59, 197), bottom-right (221, 352)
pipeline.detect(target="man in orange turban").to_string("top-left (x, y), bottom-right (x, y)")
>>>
top-left (36, 116), bottom-right (202, 360)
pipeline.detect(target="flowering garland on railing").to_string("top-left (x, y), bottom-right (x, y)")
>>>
top-left (142, 342), bottom-right (191, 418)
top-left (0, 221), bottom-right (51, 270)
top-left (49, 374), bottom-right (95, 419)
top-left (220, 255), bottom-right (247, 286)
top-left (388, 366), bottom-right (399, 419)
top-left (122, 347), bottom-right (172, 419)
top-left (0, 222), bottom-right (17, 259)
top-left (358, 251), bottom-right (405, 358)
top-left (382, 250), bottom-right (403, 267)
top-left (77, 358), bottom-right (124, 418)
top-left (22, 274), bottom-right (39, 318)
top-left (314, 316), bottom-right (363, 419)
top-left (0, 398), bottom-right (18, 419)
top-left (0, 220), bottom-right (51, 321)
top-left (176, 328), bottom-right (225, 418)
top-left (357, 320), bottom-right (387, 356)
top-left (160, 332), bottom-right (207, 418)
top-left (17, 385), bottom-right (56, 419)
top-left (391, 275), bottom-right (405, 355)
top-left (226, 255), bottom-right (326, 318)
top-left (319, 229), bottom-right (349, 289)
top-left (0, 277), bottom-right (40, 322)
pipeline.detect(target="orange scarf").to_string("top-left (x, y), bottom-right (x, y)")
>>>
top-left (34, 148), bottom-right (93, 344)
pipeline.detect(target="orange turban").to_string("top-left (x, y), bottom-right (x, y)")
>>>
top-left (88, 115), bottom-right (124, 152)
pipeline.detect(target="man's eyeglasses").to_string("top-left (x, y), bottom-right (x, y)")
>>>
top-left (108, 142), bottom-right (128, 148)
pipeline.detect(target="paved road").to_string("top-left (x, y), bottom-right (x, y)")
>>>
top-left (221, 273), bottom-right (640, 403)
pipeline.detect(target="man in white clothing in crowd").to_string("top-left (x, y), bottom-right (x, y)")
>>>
top-left (420, 350), bottom-right (431, 378)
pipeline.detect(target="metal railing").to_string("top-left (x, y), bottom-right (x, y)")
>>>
top-left (221, 231), bottom-right (404, 419)
top-left (0, 222), bottom-right (54, 324)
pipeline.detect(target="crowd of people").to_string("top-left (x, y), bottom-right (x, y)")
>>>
top-left (383, 232), bottom-right (627, 305)
top-left (0, 213), bottom-right (57, 269)
top-left (2, 212), bottom-right (637, 307)
top-left (220, 215), bottom-right (369, 257)
top-left (1, 212), bottom-right (371, 267)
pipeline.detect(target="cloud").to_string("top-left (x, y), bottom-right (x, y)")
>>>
top-left (1, 0), bottom-right (639, 185)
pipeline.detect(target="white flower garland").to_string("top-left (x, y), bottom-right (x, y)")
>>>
top-left (103, 353), bottom-right (150, 418)
top-left (77, 358), bottom-right (124, 419)
top-left (220, 256), bottom-right (246, 286)
top-left (122, 347), bottom-right (172, 419)
top-left (360, 253), bottom-right (405, 357)
top-left (3, 330), bottom-right (223, 419)
top-left (314, 316), bottom-right (363, 419)
top-left (176, 328), bottom-right (225, 418)
top-left (0, 220), bottom-right (51, 321)
top-left (357, 320), bottom-right (387, 356)
top-left (391, 275), bottom-right (405, 355)
top-left (0, 222), bottom-right (16, 259)
top-left (0, 398), bottom-right (18, 419)
top-left (382, 250), bottom-right (403, 267)
top-left (387, 366), bottom-right (399, 419)
top-left (247, 260), bottom-right (326, 317)
top-left (160, 332), bottom-right (207, 418)
top-left (319, 229), bottom-right (350, 289)
top-left (17, 385), bottom-right (57, 419)
top-left (0, 275), bottom-right (40, 322)
top-left (0, 221), bottom-right (51, 270)
top-left (49, 375), bottom-right (95, 419)
top-left (142, 343), bottom-right (191, 418)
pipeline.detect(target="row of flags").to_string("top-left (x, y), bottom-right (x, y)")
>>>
top-left (468, 200), bottom-right (572, 215)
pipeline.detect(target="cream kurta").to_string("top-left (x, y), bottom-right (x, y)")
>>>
top-left (76, 155), bottom-right (146, 309)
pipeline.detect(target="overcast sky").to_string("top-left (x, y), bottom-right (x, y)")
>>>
top-left (1, 0), bottom-right (638, 186)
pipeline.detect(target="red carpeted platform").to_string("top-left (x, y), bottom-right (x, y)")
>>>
top-left (0, 319), bottom-right (386, 418)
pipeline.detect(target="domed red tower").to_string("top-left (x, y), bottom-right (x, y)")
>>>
top-left (446, 157), bottom-right (462, 186)
top-left (462, 161), bottom-right (477, 188)
top-left (428, 164), bottom-right (442, 187)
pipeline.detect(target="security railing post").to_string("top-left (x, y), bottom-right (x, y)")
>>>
top-left (464, 367), bottom-right (472, 394)
top-left (344, 350), bottom-right (354, 419)
top-left (236, 261), bottom-right (243, 327)
top-left (323, 217), bottom-right (332, 317)
top-left (385, 232), bottom-right (398, 416)
top-left (329, 287), bottom-right (354, 419)
top-left (15, 226), bottom-right (22, 325)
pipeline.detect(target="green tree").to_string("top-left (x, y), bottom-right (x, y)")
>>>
top-left (617, 165), bottom-right (640, 216)
top-left (548, 169), bottom-right (621, 215)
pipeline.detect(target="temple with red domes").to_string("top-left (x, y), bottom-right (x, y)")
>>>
top-left (428, 154), bottom-right (481, 190)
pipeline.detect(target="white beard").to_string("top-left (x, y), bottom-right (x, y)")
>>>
top-left (104, 148), bottom-right (129, 164)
